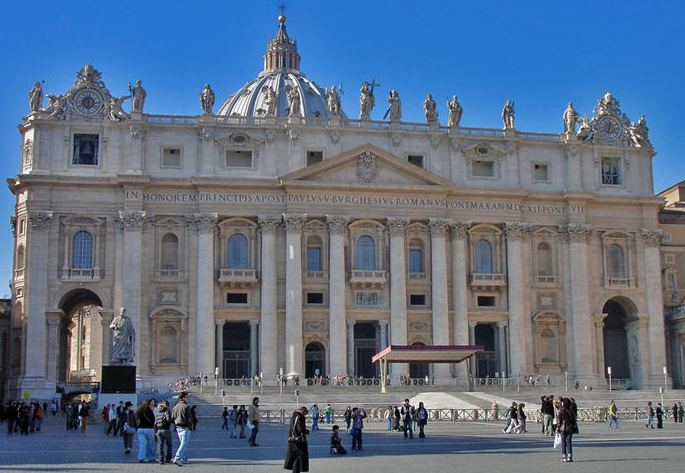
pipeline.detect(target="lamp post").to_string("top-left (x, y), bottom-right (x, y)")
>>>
top-left (607, 366), bottom-right (612, 393)
top-left (663, 366), bottom-right (668, 394)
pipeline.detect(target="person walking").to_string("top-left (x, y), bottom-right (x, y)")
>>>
top-left (608, 400), bottom-right (619, 430)
top-left (350, 407), bottom-right (366, 451)
top-left (115, 401), bottom-right (125, 436)
top-left (171, 391), bottom-right (192, 466)
top-left (228, 405), bottom-right (238, 439)
top-left (517, 402), bottom-right (527, 433)
top-left (393, 405), bottom-right (401, 432)
top-left (106, 403), bottom-right (117, 435)
top-left (557, 398), bottom-right (576, 462)
top-left (136, 400), bottom-right (156, 463)
top-left (310, 404), bottom-right (320, 432)
top-left (154, 401), bottom-right (173, 465)
top-left (5, 402), bottom-right (17, 435)
top-left (221, 407), bottom-right (229, 430)
top-left (401, 399), bottom-right (414, 439)
top-left (284, 406), bottom-right (310, 473)
top-left (123, 402), bottom-right (136, 455)
top-left (416, 402), bottom-right (428, 438)
top-left (672, 403), bottom-right (679, 424)
top-left (323, 404), bottom-right (333, 424)
top-left (678, 402), bottom-right (684, 423)
top-left (504, 402), bottom-right (519, 433)
top-left (247, 397), bottom-right (261, 447)
top-left (656, 403), bottom-right (664, 429)
top-left (646, 401), bottom-right (655, 429)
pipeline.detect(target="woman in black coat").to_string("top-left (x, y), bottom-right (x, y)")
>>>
top-left (284, 407), bottom-right (310, 473)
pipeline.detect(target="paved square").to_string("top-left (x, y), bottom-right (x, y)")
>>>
top-left (1, 415), bottom-right (684, 472)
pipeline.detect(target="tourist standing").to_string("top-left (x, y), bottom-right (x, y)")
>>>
top-left (284, 406), bottom-right (310, 473)
top-left (323, 404), bottom-right (333, 424)
top-left (678, 402), bottom-right (684, 422)
top-left (517, 402), bottom-right (527, 433)
top-left (393, 405), bottom-right (401, 431)
top-left (350, 407), bottom-right (366, 451)
top-left (237, 405), bottom-right (247, 438)
top-left (672, 403), bottom-right (679, 424)
top-left (248, 397), bottom-right (261, 446)
top-left (228, 405), bottom-right (238, 438)
top-left (136, 400), bottom-right (156, 463)
top-left (123, 402), bottom-right (136, 454)
top-left (154, 401), bottom-right (173, 465)
top-left (384, 405), bottom-right (393, 431)
top-left (608, 400), bottom-right (619, 429)
top-left (646, 401), bottom-right (655, 429)
top-left (189, 405), bottom-right (198, 431)
top-left (557, 398), bottom-right (576, 462)
top-left (401, 399), bottom-right (415, 439)
top-left (171, 391), bottom-right (192, 466)
top-left (310, 404), bottom-right (320, 431)
top-left (79, 400), bottom-right (90, 432)
top-left (541, 396), bottom-right (554, 436)
top-left (416, 402), bottom-right (428, 438)
top-left (656, 403), bottom-right (664, 429)
top-left (106, 403), bottom-right (117, 435)
top-left (343, 406), bottom-right (352, 432)
top-left (221, 406), bottom-right (229, 430)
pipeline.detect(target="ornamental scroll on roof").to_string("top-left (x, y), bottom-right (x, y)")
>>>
top-left (574, 92), bottom-right (651, 149)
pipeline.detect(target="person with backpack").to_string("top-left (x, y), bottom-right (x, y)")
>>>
top-left (556, 397), bottom-right (577, 462)
top-left (154, 401), bottom-right (173, 464)
top-left (416, 402), bottom-right (428, 438)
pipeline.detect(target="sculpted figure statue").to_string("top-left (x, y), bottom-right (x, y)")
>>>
top-left (501, 100), bottom-right (515, 129)
top-left (46, 94), bottom-right (66, 119)
top-left (287, 85), bottom-right (301, 117)
top-left (447, 95), bottom-right (463, 128)
top-left (359, 82), bottom-right (375, 120)
top-left (28, 82), bottom-right (43, 113)
top-left (576, 116), bottom-right (592, 142)
top-left (128, 80), bottom-right (147, 113)
top-left (629, 114), bottom-right (651, 148)
top-left (325, 85), bottom-right (341, 116)
top-left (385, 89), bottom-right (402, 122)
top-left (423, 93), bottom-right (438, 124)
top-left (200, 83), bottom-right (216, 115)
top-left (110, 307), bottom-right (135, 364)
top-left (262, 85), bottom-right (278, 116)
top-left (108, 95), bottom-right (130, 121)
top-left (563, 102), bottom-right (579, 134)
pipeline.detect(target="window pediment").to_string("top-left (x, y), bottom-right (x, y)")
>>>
top-left (149, 307), bottom-right (187, 319)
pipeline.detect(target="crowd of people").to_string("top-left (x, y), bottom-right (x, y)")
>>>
top-left (1, 401), bottom-right (47, 435)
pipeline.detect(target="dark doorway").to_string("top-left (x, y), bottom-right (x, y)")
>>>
top-left (223, 322), bottom-right (251, 379)
top-left (305, 342), bottom-right (326, 378)
top-left (409, 341), bottom-right (430, 379)
top-left (603, 299), bottom-right (630, 380)
top-left (58, 288), bottom-right (103, 382)
top-left (354, 322), bottom-right (378, 378)
top-left (474, 324), bottom-right (499, 377)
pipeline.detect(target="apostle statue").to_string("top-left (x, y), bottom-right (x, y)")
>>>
top-left (423, 93), bottom-right (438, 124)
top-left (385, 89), bottom-right (402, 122)
top-left (128, 80), bottom-right (147, 113)
top-left (325, 85), bottom-right (341, 116)
top-left (447, 95), bottom-right (463, 128)
top-left (287, 85), bottom-right (301, 117)
top-left (629, 114), bottom-right (651, 148)
top-left (28, 81), bottom-right (43, 113)
top-left (110, 307), bottom-right (135, 364)
top-left (200, 83), bottom-right (216, 116)
top-left (501, 100), bottom-right (515, 129)
top-left (262, 85), bottom-right (278, 116)
top-left (563, 102), bottom-right (579, 134)
top-left (108, 95), bottom-right (130, 122)
top-left (359, 81), bottom-right (375, 120)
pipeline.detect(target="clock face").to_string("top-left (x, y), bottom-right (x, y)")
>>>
top-left (74, 89), bottom-right (102, 114)
top-left (598, 117), bottom-right (622, 139)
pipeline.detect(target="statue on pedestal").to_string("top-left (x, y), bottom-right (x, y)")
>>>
top-left (110, 307), bottom-right (135, 364)
top-left (108, 95), bottom-right (130, 121)
top-left (423, 93), bottom-right (438, 124)
top-left (325, 85), bottom-right (341, 116)
top-left (28, 82), bottom-right (43, 113)
top-left (629, 114), bottom-right (651, 148)
top-left (359, 81), bottom-right (375, 120)
top-left (385, 89), bottom-right (401, 122)
top-left (128, 80), bottom-right (147, 113)
top-left (262, 85), bottom-right (278, 116)
top-left (502, 100), bottom-right (515, 129)
top-left (286, 84), bottom-right (301, 117)
top-left (563, 102), bottom-right (579, 134)
top-left (447, 95), bottom-right (463, 128)
top-left (200, 83), bottom-right (215, 116)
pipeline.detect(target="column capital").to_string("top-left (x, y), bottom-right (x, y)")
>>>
top-left (563, 223), bottom-right (592, 242)
top-left (378, 318), bottom-right (389, 328)
top-left (386, 217), bottom-right (409, 235)
top-left (640, 228), bottom-right (663, 247)
top-left (347, 320), bottom-right (356, 329)
top-left (283, 213), bottom-right (307, 233)
top-left (504, 222), bottom-right (530, 241)
top-left (46, 312), bottom-right (63, 327)
top-left (258, 215), bottom-right (282, 234)
top-left (449, 221), bottom-right (471, 240)
top-left (215, 319), bottom-right (226, 327)
top-left (468, 320), bottom-right (478, 328)
top-left (186, 213), bottom-right (218, 233)
top-left (249, 318), bottom-right (260, 327)
top-left (98, 309), bottom-right (114, 325)
top-left (429, 218), bottom-right (450, 236)
top-left (496, 320), bottom-right (508, 328)
top-left (27, 210), bottom-right (53, 231)
top-left (118, 210), bottom-right (148, 230)
top-left (326, 215), bottom-right (349, 234)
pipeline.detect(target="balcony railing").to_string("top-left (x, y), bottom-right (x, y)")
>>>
top-left (62, 268), bottom-right (100, 282)
top-left (535, 275), bottom-right (559, 285)
top-left (218, 268), bottom-right (258, 287)
top-left (469, 273), bottom-right (506, 286)
top-left (303, 270), bottom-right (325, 280)
top-left (349, 269), bottom-right (387, 288)
top-left (408, 272), bottom-right (428, 281)
top-left (155, 269), bottom-right (184, 281)
top-left (605, 277), bottom-right (634, 288)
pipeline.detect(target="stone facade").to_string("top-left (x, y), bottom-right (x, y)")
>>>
top-left (6, 16), bottom-right (669, 399)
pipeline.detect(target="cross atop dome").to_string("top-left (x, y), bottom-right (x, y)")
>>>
top-left (264, 8), bottom-right (301, 72)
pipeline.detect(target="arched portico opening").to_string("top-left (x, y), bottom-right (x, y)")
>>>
top-left (602, 297), bottom-right (642, 388)
top-left (57, 289), bottom-right (103, 383)
top-left (305, 342), bottom-right (326, 378)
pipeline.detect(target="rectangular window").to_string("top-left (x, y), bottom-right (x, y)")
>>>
top-left (306, 247), bottom-right (322, 271)
top-left (306, 292), bottom-right (324, 304)
top-left (601, 157), bottom-right (622, 185)
top-left (533, 163), bottom-right (549, 182)
top-left (226, 293), bottom-right (248, 304)
top-left (73, 134), bottom-right (99, 165)
top-left (472, 160), bottom-right (495, 177)
top-left (306, 150), bottom-right (323, 166)
top-left (162, 147), bottom-right (182, 168)
top-left (408, 249), bottom-right (423, 273)
top-left (225, 149), bottom-right (253, 168)
top-left (409, 294), bottom-right (426, 306)
top-left (408, 155), bottom-right (424, 168)
top-left (663, 233), bottom-right (672, 243)
top-left (477, 295), bottom-right (496, 307)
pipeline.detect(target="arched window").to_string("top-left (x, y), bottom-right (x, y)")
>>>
top-left (227, 234), bottom-right (249, 269)
top-left (159, 326), bottom-right (178, 363)
top-left (72, 231), bottom-right (94, 269)
top-left (306, 236), bottom-right (323, 272)
top-left (355, 235), bottom-right (376, 270)
top-left (474, 239), bottom-right (493, 273)
top-left (16, 245), bottom-right (25, 269)
top-left (608, 244), bottom-right (626, 278)
top-left (408, 239), bottom-right (424, 273)
top-left (161, 233), bottom-right (179, 269)
top-left (536, 242), bottom-right (553, 276)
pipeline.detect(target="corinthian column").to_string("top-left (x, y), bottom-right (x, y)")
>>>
top-left (327, 215), bottom-right (349, 377)
top-left (258, 216), bottom-right (281, 379)
top-left (284, 213), bottom-right (306, 377)
top-left (190, 213), bottom-right (217, 375)
top-left (505, 223), bottom-right (529, 376)
top-left (642, 229), bottom-right (669, 387)
top-left (388, 217), bottom-right (409, 378)
top-left (449, 221), bottom-right (470, 383)
top-left (429, 219), bottom-right (450, 381)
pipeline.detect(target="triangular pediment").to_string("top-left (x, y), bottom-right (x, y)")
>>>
top-left (280, 144), bottom-right (452, 189)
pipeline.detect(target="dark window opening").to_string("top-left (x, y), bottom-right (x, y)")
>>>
top-left (409, 294), bottom-right (426, 306)
top-left (306, 292), bottom-right (324, 304)
top-left (73, 134), bottom-right (99, 165)
top-left (477, 296), bottom-right (496, 307)
top-left (227, 293), bottom-right (248, 304)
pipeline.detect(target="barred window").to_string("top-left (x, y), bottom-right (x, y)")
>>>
top-left (227, 234), bottom-right (249, 269)
top-left (72, 231), bottom-right (94, 269)
top-left (408, 238), bottom-right (424, 273)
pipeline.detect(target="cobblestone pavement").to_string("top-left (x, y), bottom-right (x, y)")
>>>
top-left (0, 416), bottom-right (683, 473)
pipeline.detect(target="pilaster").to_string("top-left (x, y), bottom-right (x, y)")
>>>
top-left (327, 215), bottom-right (349, 377)
top-left (258, 216), bottom-right (281, 378)
top-left (429, 219), bottom-right (450, 381)
top-left (505, 222), bottom-right (529, 376)
top-left (249, 319), bottom-right (259, 376)
top-left (449, 221), bottom-right (470, 383)
top-left (215, 319), bottom-right (225, 377)
top-left (387, 217), bottom-right (409, 378)
top-left (283, 213), bottom-right (306, 377)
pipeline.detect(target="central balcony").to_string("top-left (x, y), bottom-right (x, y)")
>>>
top-left (605, 277), bottom-right (634, 288)
top-left (469, 272), bottom-right (506, 288)
top-left (218, 268), bottom-right (258, 288)
top-left (154, 268), bottom-right (185, 282)
top-left (62, 268), bottom-right (101, 282)
top-left (349, 269), bottom-right (387, 288)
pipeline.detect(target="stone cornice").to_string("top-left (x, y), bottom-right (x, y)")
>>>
top-left (118, 210), bottom-right (148, 230)
top-left (28, 210), bottom-right (53, 231)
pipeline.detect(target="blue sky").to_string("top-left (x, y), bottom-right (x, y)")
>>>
top-left (0, 0), bottom-right (683, 293)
